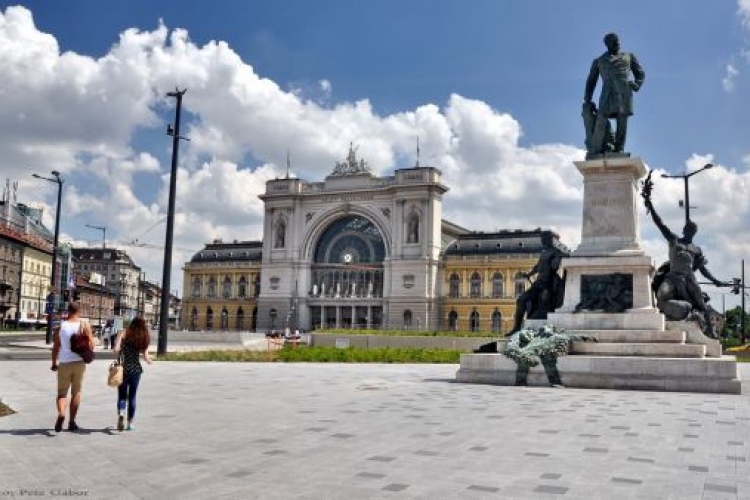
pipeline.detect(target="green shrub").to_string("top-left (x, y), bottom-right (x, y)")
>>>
top-left (158, 346), bottom-right (461, 364)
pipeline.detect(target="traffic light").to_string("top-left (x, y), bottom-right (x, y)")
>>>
top-left (62, 289), bottom-right (70, 302)
top-left (72, 289), bottom-right (81, 301)
top-left (732, 278), bottom-right (742, 295)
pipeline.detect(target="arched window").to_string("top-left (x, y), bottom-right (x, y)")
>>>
top-left (470, 309), bottom-right (480, 332)
top-left (191, 277), bottom-right (202, 298)
top-left (470, 272), bottom-right (482, 298)
top-left (448, 310), bottom-right (458, 331)
top-left (207, 277), bottom-right (217, 298)
top-left (238, 276), bottom-right (247, 298)
top-left (514, 272), bottom-right (526, 297)
top-left (253, 275), bottom-right (261, 297)
top-left (492, 309), bottom-right (502, 334)
top-left (222, 276), bottom-right (232, 299)
top-left (492, 272), bottom-right (504, 299)
top-left (403, 309), bottom-right (412, 329)
top-left (190, 307), bottom-right (198, 330)
top-left (220, 307), bottom-right (229, 330)
top-left (275, 220), bottom-right (286, 248)
top-left (206, 307), bottom-right (214, 330)
top-left (236, 307), bottom-right (245, 330)
top-left (449, 273), bottom-right (460, 298)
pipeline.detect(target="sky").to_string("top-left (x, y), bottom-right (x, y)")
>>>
top-left (1, 0), bottom-right (749, 310)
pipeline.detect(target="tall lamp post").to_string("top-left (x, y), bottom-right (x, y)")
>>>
top-left (32, 170), bottom-right (63, 344)
top-left (661, 163), bottom-right (713, 224)
top-left (158, 88), bottom-right (188, 356)
top-left (85, 224), bottom-right (106, 336)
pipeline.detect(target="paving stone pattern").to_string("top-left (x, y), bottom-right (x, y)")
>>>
top-left (0, 361), bottom-right (749, 499)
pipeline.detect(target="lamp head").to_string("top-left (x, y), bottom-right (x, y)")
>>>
top-left (51, 170), bottom-right (60, 177)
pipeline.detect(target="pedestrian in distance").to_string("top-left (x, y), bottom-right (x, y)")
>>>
top-left (51, 301), bottom-right (94, 432)
top-left (113, 317), bottom-right (153, 432)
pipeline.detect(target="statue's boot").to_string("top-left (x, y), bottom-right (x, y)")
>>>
top-left (542, 357), bottom-right (564, 388)
top-left (515, 365), bottom-right (529, 386)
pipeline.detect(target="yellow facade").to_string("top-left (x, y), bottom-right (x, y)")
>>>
top-left (440, 253), bottom-right (538, 334)
top-left (181, 258), bottom-right (261, 331)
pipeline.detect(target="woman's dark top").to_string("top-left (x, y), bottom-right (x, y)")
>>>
top-left (121, 339), bottom-right (143, 375)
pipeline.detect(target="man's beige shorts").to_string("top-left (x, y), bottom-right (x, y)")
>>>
top-left (57, 361), bottom-right (86, 396)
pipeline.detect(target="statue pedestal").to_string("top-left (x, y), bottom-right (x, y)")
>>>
top-left (553, 156), bottom-right (659, 328)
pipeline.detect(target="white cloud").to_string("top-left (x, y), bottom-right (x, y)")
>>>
top-left (740, 0), bottom-right (750, 30)
top-left (2, 6), bottom-right (748, 303)
top-left (722, 62), bottom-right (739, 91)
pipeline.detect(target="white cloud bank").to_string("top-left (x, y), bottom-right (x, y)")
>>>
top-left (1, 6), bottom-right (748, 305)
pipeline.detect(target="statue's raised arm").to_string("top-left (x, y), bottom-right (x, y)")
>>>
top-left (641, 171), bottom-right (676, 243)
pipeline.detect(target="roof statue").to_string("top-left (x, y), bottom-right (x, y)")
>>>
top-left (331, 143), bottom-right (370, 176)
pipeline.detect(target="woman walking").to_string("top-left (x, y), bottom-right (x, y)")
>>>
top-left (51, 302), bottom-right (94, 432)
top-left (114, 317), bottom-right (153, 431)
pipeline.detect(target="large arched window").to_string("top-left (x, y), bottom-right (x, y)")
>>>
top-left (492, 272), bottom-right (504, 299)
top-left (470, 309), bottom-right (480, 332)
top-left (207, 277), bottom-right (217, 298)
top-left (238, 276), bottom-right (247, 298)
top-left (313, 215), bottom-right (386, 264)
top-left (206, 307), bottom-right (214, 330)
top-left (236, 307), bottom-right (245, 330)
top-left (220, 307), bottom-right (229, 330)
top-left (515, 272), bottom-right (526, 297)
top-left (403, 309), bottom-right (412, 329)
top-left (312, 215), bottom-right (386, 301)
top-left (448, 310), bottom-right (458, 331)
top-left (253, 275), bottom-right (261, 297)
top-left (470, 272), bottom-right (482, 298)
top-left (492, 309), bottom-right (502, 334)
top-left (222, 276), bottom-right (232, 299)
top-left (449, 273), bottom-right (460, 298)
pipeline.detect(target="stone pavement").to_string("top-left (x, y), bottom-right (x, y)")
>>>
top-left (1, 360), bottom-right (750, 500)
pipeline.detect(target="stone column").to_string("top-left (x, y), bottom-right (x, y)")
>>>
top-left (366, 306), bottom-right (372, 329)
top-left (335, 306), bottom-right (341, 329)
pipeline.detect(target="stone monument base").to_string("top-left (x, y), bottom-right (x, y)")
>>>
top-left (456, 352), bottom-right (740, 394)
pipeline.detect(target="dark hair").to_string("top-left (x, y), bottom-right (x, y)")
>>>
top-left (125, 317), bottom-right (151, 352)
top-left (67, 302), bottom-right (81, 315)
top-left (604, 33), bottom-right (619, 45)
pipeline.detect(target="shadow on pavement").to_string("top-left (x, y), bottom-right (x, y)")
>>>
top-left (0, 427), bottom-right (119, 436)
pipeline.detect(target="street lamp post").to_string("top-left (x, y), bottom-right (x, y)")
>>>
top-left (85, 224), bottom-right (106, 336)
top-left (158, 88), bottom-right (188, 356)
top-left (32, 170), bottom-right (63, 344)
top-left (661, 163), bottom-right (713, 224)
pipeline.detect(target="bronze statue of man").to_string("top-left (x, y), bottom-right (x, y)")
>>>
top-left (507, 232), bottom-right (566, 336)
top-left (584, 33), bottom-right (645, 157)
top-left (641, 173), bottom-right (728, 336)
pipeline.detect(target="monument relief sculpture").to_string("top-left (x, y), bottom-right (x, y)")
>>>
top-left (584, 33), bottom-right (645, 158)
top-left (641, 171), bottom-right (729, 337)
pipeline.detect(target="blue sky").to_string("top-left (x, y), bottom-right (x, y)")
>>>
top-left (1, 1), bottom-right (749, 308)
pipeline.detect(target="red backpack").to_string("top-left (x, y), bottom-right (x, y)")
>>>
top-left (70, 323), bottom-right (95, 364)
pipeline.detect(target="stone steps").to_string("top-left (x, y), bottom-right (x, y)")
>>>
top-left (456, 354), bottom-right (741, 394)
top-left (571, 342), bottom-right (705, 358)
top-left (568, 329), bottom-right (685, 343)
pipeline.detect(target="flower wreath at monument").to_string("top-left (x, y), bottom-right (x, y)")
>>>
top-left (503, 325), bottom-right (598, 386)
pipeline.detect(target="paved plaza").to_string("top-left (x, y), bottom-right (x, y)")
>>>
top-left (1, 359), bottom-right (750, 499)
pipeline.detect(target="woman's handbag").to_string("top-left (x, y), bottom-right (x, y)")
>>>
top-left (107, 356), bottom-right (123, 387)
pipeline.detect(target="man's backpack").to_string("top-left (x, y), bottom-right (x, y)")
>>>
top-left (70, 323), bottom-right (95, 364)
